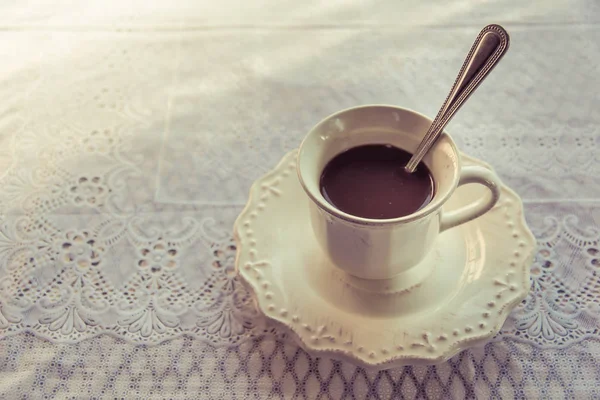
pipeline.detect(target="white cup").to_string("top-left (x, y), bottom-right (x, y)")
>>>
top-left (297, 105), bottom-right (501, 280)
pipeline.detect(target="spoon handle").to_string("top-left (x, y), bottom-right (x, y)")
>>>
top-left (405, 24), bottom-right (510, 173)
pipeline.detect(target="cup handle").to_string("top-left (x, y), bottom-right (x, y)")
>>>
top-left (439, 166), bottom-right (502, 232)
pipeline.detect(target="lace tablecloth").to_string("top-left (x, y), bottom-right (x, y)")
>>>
top-left (1, 1), bottom-right (599, 398)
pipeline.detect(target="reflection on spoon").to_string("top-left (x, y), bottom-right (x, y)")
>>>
top-left (405, 24), bottom-right (510, 173)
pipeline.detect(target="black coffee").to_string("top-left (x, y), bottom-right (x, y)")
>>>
top-left (320, 144), bottom-right (434, 219)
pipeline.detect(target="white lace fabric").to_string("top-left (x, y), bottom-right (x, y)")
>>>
top-left (0, 1), bottom-right (599, 398)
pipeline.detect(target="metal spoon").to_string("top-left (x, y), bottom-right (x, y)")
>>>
top-left (404, 24), bottom-right (510, 173)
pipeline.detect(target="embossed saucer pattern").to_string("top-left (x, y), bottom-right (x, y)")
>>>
top-left (234, 150), bottom-right (535, 368)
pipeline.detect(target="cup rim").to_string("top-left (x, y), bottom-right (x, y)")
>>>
top-left (296, 104), bottom-right (461, 226)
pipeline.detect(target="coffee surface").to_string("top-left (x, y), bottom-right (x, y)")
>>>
top-left (320, 144), bottom-right (434, 219)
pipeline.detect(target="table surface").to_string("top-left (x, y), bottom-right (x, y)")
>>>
top-left (0, 1), bottom-right (599, 398)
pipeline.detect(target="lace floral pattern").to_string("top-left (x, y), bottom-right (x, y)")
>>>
top-left (0, 133), bottom-right (597, 350)
top-left (502, 213), bottom-right (600, 347)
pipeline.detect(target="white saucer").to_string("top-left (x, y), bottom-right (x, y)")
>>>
top-left (235, 150), bottom-right (535, 368)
